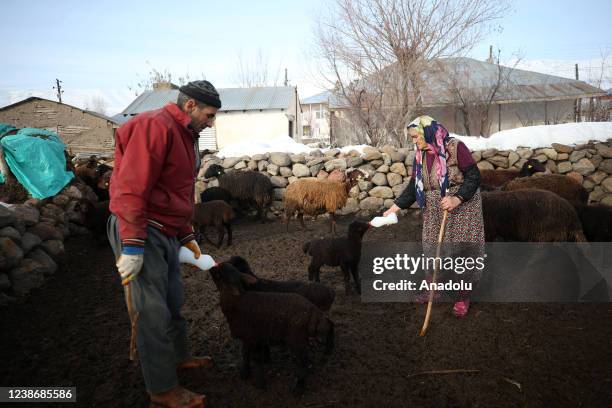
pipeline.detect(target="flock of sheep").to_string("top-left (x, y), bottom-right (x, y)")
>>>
top-left (70, 154), bottom-right (612, 394)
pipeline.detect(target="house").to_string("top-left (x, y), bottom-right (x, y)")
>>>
top-left (327, 57), bottom-right (608, 141)
top-left (0, 96), bottom-right (119, 154)
top-left (301, 90), bottom-right (331, 144)
top-left (116, 83), bottom-right (303, 151)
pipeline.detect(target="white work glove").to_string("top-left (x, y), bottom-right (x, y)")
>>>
top-left (117, 254), bottom-right (144, 285)
top-left (182, 240), bottom-right (202, 259)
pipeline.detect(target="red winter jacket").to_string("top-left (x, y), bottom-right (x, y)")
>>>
top-left (109, 103), bottom-right (197, 248)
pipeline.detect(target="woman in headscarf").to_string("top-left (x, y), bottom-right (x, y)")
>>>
top-left (383, 116), bottom-right (485, 317)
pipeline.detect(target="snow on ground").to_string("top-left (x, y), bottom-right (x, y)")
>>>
top-left (455, 122), bottom-right (612, 151)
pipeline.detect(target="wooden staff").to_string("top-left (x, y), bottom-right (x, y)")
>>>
top-left (419, 209), bottom-right (449, 337)
top-left (123, 283), bottom-right (140, 361)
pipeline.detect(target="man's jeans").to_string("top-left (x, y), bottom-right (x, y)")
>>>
top-left (107, 215), bottom-right (189, 393)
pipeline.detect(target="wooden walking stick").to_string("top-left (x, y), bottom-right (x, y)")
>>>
top-left (419, 209), bottom-right (449, 337)
top-left (123, 282), bottom-right (140, 361)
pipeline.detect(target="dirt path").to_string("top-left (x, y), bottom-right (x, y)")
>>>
top-left (1, 215), bottom-right (611, 407)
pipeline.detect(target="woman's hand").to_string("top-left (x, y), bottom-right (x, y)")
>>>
top-left (441, 196), bottom-right (462, 212)
top-left (383, 204), bottom-right (401, 217)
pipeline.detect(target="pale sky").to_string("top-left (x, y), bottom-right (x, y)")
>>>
top-left (0, 0), bottom-right (611, 115)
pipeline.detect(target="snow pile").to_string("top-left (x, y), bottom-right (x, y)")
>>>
top-left (455, 122), bottom-right (612, 151)
top-left (216, 135), bottom-right (314, 158)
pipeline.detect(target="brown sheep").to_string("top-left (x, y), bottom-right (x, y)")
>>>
top-left (193, 200), bottom-right (235, 247)
top-left (481, 189), bottom-right (586, 242)
top-left (480, 159), bottom-right (546, 191)
top-left (283, 169), bottom-right (367, 234)
top-left (503, 174), bottom-right (588, 208)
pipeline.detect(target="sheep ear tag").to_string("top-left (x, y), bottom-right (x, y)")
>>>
top-left (178, 246), bottom-right (216, 271)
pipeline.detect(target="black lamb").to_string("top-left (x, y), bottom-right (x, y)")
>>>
top-left (228, 255), bottom-right (336, 311)
top-left (209, 262), bottom-right (335, 395)
top-left (303, 220), bottom-right (370, 294)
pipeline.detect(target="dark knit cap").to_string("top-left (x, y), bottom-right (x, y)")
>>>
top-left (179, 80), bottom-right (222, 109)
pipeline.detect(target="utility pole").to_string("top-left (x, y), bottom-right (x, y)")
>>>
top-left (284, 68), bottom-right (289, 87)
top-left (53, 79), bottom-right (64, 103)
top-left (574, 64), bottom-right (581, 122)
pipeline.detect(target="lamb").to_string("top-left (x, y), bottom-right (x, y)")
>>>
top-left (200, 186), bottom-right (232, 204)
top-left (481, 189), bottom-right (586, 242)
top-left (193, 200), bottom-right (235, 247)
top-left (204, 164), bottom-right (273, 220)
top-left (228, 255), bottom-right (336, 311)
top-left (480, 159), bottom-right (546, 191)
top-left (503, 174), bottom-right (588, 208)
top-left (303, 220), bottom-right (371, 294)
top-left (575, 204), bottom-right (612, 242)
top-left (209, 262), bottom-right (335, 395)
top-left (283, 169), bottom-right (367, 234)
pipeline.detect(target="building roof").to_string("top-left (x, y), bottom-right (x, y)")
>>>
top-left (301, 90), bottom-right (331, 105)
top-left (119, 86), bottom-right (297, 117)
top-left (424, 57), bottom-right (606, 106)
top-left (329, 57), bottom-right (607, 109)
top-left (0, 96), bottom-right (120, 124)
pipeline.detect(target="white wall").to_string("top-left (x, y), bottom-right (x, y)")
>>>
top-left (214, 110), bottom-right (293, 149)
top-left (302, 102), bottom-right (330, 141)
top-left (213, 87), bottom-right (303, 149)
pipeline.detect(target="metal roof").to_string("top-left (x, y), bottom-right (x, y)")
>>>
top-left (301, 90), bottom-right (331, 104)
top-left (328, 57), bottom-right (607, 109)
top-left (120, 86), bottom-right (296, 116)
top-left (422, 57), bottom-right (606, 106)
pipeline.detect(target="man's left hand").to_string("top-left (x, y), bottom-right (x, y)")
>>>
top-left (183, 240), bottom-right (201, 259)
top-left (441, 196), bottom-right (462, 212)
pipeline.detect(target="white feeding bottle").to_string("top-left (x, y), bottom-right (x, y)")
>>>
top-left (178, 246), bottom-right (216, 271)
top-left (369, 212), bottom-right (399, 228)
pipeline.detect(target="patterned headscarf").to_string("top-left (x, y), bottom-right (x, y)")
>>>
top-left (408, 116), bottom-right (452, 208)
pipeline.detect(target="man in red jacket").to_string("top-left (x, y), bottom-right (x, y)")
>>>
top-left (107, 80), bottom-right (220, 408)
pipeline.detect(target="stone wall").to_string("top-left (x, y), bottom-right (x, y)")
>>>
top-left (196, 138), bottom-right (612, 215)
top-left (0, 181), bottom-right (95, 303)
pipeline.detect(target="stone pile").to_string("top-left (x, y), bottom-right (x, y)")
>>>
top-left (0, 181), bottom-right (95, 302)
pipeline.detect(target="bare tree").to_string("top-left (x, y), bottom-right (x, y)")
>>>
top-left (232, 49), bottom-right (281, 88)
top-left (583, 49), bottom-right (611, 122)
top-left (314, 0), bottom-right (509, 146)
top-left (85, 95), bottom-right (109, 115)
top-left (128, 62), bottom-right (203, 95)
top-left (436, 51), bottom-right (520, 136)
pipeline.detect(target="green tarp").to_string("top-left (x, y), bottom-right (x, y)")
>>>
top-left (0, 125), bottom-right (74, 198)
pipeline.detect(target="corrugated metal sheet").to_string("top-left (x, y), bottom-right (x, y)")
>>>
top-left (301, 90), bottom-right (331, 105)
top-left (198, 127), bottom-right (217, 151)
top-left (327, 57), bottom-right (607, 109)
top-left (120, 87), bottom-right (295, 116)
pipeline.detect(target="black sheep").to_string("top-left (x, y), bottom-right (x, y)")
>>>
top-left (576, 204), bottom-right (612, 242)
top-left (78, 199), bottom-right (110, 245)
top-left (228, 255), bottom-right (336, 311)
top-left (209, 262), bottom-right (335, 395)
top-left (303, 220), bottom-right (371, 294)
top-left (204, 164), bottom-right (273, 220)
top-left (200, 186), bottom-right (232, 204)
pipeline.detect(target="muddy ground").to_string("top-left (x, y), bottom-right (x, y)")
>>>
top-left (1, 214), bottom-right (611, 407)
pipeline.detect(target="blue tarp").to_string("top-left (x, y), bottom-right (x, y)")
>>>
top-left (0, 125), bottom-right (74, 198)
